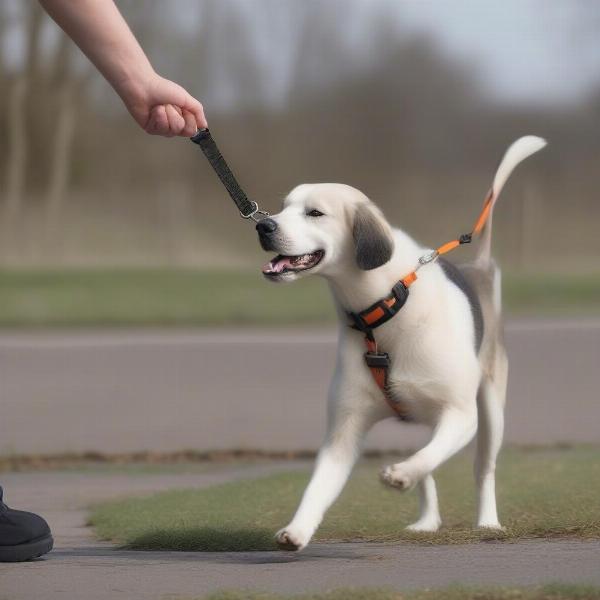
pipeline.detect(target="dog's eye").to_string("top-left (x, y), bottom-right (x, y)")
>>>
top-left (306, 209), bottom-right (325, 217)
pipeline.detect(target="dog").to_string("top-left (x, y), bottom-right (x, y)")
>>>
top-left (256, 136), bottom-right (546, 551)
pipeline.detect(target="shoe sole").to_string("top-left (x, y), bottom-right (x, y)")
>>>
top-left (0, 534), bottom-right (54, 562)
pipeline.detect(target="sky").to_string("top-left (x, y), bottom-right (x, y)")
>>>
top-left (395, 0), bottom-right (600, 106)
top-left (190, 0), bottom-right (600, 110)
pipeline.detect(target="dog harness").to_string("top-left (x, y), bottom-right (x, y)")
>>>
top-left (346, 190), bottom-right (495, 420)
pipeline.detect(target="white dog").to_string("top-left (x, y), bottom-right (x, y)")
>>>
top-left (256, 136), bottom-right (546, 551)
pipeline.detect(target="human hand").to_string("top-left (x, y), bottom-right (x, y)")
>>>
top-left (120, 72), bottom-right (207, 137)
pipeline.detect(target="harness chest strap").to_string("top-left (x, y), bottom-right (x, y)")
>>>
top-left (348, 190), bottom-right (495, 420)
top-left (364, 334), bottom-right (411, 420)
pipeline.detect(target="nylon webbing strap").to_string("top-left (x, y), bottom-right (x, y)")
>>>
top-left (364, 336), bottom-right (410, 421)
top-left (191, 129), bottom-right (257, 218)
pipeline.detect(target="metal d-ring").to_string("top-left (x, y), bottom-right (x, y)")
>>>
top-left (240, 201), bottom-right (270, 222)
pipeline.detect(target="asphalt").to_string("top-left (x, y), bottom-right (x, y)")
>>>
top-left (0, 320), bottom-right (599, 597)
top-left (1, 467), bottom-right (599, 600)
top-left (1, 319), bottom-right (600, 456)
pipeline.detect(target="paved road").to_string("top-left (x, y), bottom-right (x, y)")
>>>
top-left (1, 468), bottom-right (599, 600)
top-left (1, 319), bottom-right (599, 455)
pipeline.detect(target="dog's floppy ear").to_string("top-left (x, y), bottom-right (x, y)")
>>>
top-left (352, 203), bottom-right (394, 270)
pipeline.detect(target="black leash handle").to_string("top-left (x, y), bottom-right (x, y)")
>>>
top-left (190, 129), bottom-right (268, 222)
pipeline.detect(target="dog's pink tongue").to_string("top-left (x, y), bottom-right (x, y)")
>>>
top-left (262, 256), bottom-right (294, 274)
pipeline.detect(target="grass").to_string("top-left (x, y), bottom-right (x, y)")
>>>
top-left (89, 446), bottom-right (600, 551)
top-left (0, 268), bottom-right (333, 327)
top-left (0, 269), bottom-right (598, 327)
top-left (197, 584), bottom-right (600, 600)
top-left (505, 273), bottom-right (600, 315)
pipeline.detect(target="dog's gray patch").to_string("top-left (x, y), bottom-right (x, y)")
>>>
top-left (439, 258), bottom-right (484, 352)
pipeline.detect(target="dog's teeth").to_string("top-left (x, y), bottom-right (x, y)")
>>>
top-left (262, 251), bottom-right (322, 275)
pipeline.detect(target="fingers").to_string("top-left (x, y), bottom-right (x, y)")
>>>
top-left (145, 105), bottom-right (170, 136)
top-left (167, 105), bottom-right (197, 136)
top-left (183, 95), bottom-right (208, 130)
top-left (145, 104), bottom-right (183, 137)
top-left (181, 110), bottom-right (198, 137)
top-left (166, 104), bottom-right (186, 136)
top-left (145, 104), bottom-right (205, 137)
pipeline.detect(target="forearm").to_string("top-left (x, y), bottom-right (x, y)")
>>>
top-left (39, 0), bottom-right (206, 135)
top-left (39, 0), bottom-right (152, 103)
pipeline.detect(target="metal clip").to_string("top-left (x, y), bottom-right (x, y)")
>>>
top-left (418, 250), bottom-right (439, 266)
top-left (240, 201), bottom-right (270, 223)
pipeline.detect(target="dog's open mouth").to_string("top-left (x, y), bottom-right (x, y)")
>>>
top-left (262, 250), bottom-right (324, 277)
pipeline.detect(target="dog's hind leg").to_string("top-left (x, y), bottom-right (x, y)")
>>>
top-left (474, 358), bottom-right (507, 529)
top-left (406, 474), bottom-right (442, 532)
top-left (381, 406), bottom-right (478, 491)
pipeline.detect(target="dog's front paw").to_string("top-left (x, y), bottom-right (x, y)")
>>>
top-left (379, 464), bottom-right (417, 491)
top-left (275, 526), bottom-right (310, 551)
top-left (476, 521), bottom-right (505, 531)
top-left (406, 517), bottom-right (442, 533)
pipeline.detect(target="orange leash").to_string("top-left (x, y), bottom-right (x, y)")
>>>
top-left (400, 187), bottom-right (495, 292)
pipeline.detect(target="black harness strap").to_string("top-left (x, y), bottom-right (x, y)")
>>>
top-left (191, 129), bottom-right (267, 221)
top-left (348, 281), bottom-right (410, 332)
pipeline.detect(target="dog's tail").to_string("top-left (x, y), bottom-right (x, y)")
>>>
top-left (475, 136), bottom-right (547, 266)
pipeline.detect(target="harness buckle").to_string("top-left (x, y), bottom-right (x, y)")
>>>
top-left (391, 281), bottom-right (409, 306)
top-left (240, 201), bottom-right (270, 222)
top-left (364, 351), bottom-right (390, 369)
top-left (348, 312), bottom-right (367, 332)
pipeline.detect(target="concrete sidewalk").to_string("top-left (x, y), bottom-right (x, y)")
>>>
top-left (1, 467), bottom-right (599, 599)
top-left (1, 319), bottom-right (600, 456)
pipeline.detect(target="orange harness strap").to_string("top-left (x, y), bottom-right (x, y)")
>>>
top-left (364, 336), bottom-right (411, 420)
top-left (349, 191), bottom-right (495, 420)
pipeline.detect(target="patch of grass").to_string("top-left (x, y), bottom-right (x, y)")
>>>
top-left (0, 268), bottom-right (333, 327)
top-left (0, 269), bottom-right (598, 327)
top-left (196, 583), bottom-right (600, 600)
top-left (503, 274), bottom-right (600, 315)
top-left (89, 446), bottom-right (600, 551)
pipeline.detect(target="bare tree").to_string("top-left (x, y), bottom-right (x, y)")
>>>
top-left (44, 33), bottom-right (93, 233)
top-left (3, 76), bottom-right (28, 227)
top-left (2, 3), bottom-right (44, 227)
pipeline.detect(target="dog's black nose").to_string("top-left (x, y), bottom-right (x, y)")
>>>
top-left (256, 218), bottom-right (278, 235)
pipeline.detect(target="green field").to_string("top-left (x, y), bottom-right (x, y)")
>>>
top-left (199, 584), bottom-right (600, 600)
top-left (0, 269), bottom-right (599, 327)
top-left (0, 268), bottom-right (332, 327)
top-left (89, 446), bottom-right (600, 551)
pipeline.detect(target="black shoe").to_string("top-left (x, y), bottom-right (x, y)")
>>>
top-left (0, 486), bottom-right (53, 562)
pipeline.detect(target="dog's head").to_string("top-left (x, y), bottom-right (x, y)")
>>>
top-left (257, 183), bottom-right (394, 282)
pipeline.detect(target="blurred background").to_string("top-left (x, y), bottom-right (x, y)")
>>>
top-left (0, 0), bottom-right (599, 458)
top-left (1, 0), bottom-right (599, 271)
